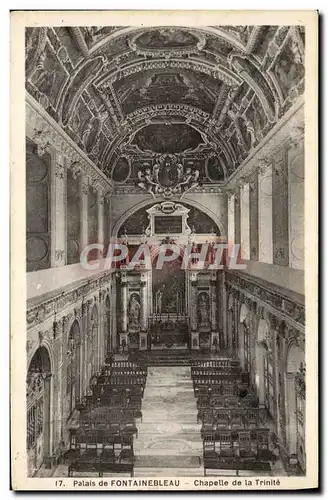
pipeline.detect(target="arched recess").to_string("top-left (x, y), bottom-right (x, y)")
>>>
top-left (255, 318), bottom-right (271, 408)
top-left (111, 198), bottom-right (226, 239)
top-left (104, 295), bottom-right (111, 356)
top-left (285, 342), bottom-right (304, 459)
top-left (239, 303), bottom-right (250, 371)
top-left (66, 320), bottom-right (81, 416)
top-left (26, 346), bottom-right (52, 475)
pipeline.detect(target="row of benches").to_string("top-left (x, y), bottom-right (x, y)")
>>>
top-left (199, 408), bottom-right (267, 431)
top-left (196, 394), bottom-right (259, 409)
top-left (66, 359), bottom-right (147, 476)
top-left (193, 359), bottom-right (275, 475)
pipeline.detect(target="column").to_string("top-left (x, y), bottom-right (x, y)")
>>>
top-left (81, 300), bottom-right (89, 397)
top-left (272, 145), bottom-right (289, 266)
top-left (51, 150), bottom-right (67, 267)
top-left (120, 276), bottom-right (128, 350)
top-left (210, 274), bottom-right (219, 351)
top-left (97, 189), bottom-right (105, 259)
top-left (54, 317), bottom-right (65, 452)
top-left (285, 374), bottom-right (297, 456)
top-left (43, 374), bottom-right (52, 468)
top-left (249, 301), bottom-right (258, 387)
top-left (288, 140), bottom-right (304, 269)
top-left (234, 192), bottom-right (241, 245)
top-left (79, 174), bottom-right (89, 254)
top-left (98, 290), bottom-right (105, 366)
top-left (249, 174), bottom-right (259, 260)
top-left (232, 291), bottom-right (239, 358)
top-left (139, 275), bottom-right (148, 350)
top-left (228, 194), bottom-right (235, 255)
top-left (190, 274), bottom-right (199, 350)
top-left (240, 183), bottom-right (250, 259)
top-left (258, 161), bottom-right (273, 263)
top-left (111, 276), bottom-right (117, 352)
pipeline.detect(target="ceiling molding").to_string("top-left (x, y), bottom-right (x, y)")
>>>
top-left (225, 96), bottom-right (304, 190)
top-left (26, 92), bottom-right (113, 194)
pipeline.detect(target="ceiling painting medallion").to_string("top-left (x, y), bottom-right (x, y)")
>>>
top-left (129, 28), bottom-right (206, 57)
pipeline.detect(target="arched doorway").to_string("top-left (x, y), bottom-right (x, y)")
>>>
top-left (66, 320), bottom-right (81, 415)
top-left (285, 342), bottom-right (304, 464)
top-left (26, 346), bottom-right (52, 475)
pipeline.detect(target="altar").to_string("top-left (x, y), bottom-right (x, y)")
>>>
top-left (149, 314), bottom-right (189, 350)
top-left (116, 201), bottom-right (222, 353)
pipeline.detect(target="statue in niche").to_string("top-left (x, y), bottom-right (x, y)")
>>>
top-left (197, 292), bottom-right (210, 328)
top-left (128, 294), bottom-right (140, 329)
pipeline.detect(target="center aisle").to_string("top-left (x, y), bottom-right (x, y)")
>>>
top-left (134, 366), bottom-right (204, 477)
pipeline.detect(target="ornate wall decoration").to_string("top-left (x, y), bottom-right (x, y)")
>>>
top-left (129, 28), bottom-right (206, 58)
top-left (27, 272), bottom-right (113, 331)
top-left (197, 292), bottom-right (211, 330)
top-left (133, 123), bottom-right (204, 154)
top-left (137, 153), bottom-right (199, 199)
top-left (226, 271), bottom-right (305, 329)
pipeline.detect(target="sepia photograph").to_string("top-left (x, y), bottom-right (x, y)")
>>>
top-left (10, 10), bottom-right (318, 491)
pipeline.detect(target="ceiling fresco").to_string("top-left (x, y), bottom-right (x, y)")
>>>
top-left (25, 25), bottom-right (305, 190)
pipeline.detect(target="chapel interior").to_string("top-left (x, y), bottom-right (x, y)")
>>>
top-left (25, 25), bottom-right (306, 478)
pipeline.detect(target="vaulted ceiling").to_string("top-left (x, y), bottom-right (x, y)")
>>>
top-left (26, 25), bottom-right (305, 186)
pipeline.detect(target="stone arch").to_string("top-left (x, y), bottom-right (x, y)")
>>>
top-left (26, 345), bottom-right (52, 475)
top-left (66, 311), bottom-right (82, 344)
top-left (111, 198), bottom-right (226, 239)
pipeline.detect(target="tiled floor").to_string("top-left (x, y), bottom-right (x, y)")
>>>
top-left (50, 364), bottom-right (287, 478)
top-left (134, 366), bottom-right (204, 475)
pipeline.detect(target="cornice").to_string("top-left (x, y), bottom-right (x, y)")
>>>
top-left (26, 270), bottom-right (114, 331)
top-left (225, 96), bottom-right (304, 190)
top-left (225, 271), bottom-right (305, 332)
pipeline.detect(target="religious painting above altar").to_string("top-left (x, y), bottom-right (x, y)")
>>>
top-left (152, 259), bottom-right (185, 316)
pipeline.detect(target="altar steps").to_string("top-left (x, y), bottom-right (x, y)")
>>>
top-left (137, 350), bottom-right (192, 366)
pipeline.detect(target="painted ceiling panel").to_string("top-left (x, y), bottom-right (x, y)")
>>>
top-left (25, 24), bottom-right (305, 187)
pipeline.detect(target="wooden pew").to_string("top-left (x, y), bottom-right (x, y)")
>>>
top-left (79, 407), bottom-right (138, 437)
top-left (191, 359), bottom-right (240, 369)
top-left (198, 407), bottom-right (267, 431)
top-left (67, 431), bottom-right (135, 477)
top-left (191, 366), bottom-right (242, 378)
top-left (202, 428), bottom-right (276, 475)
